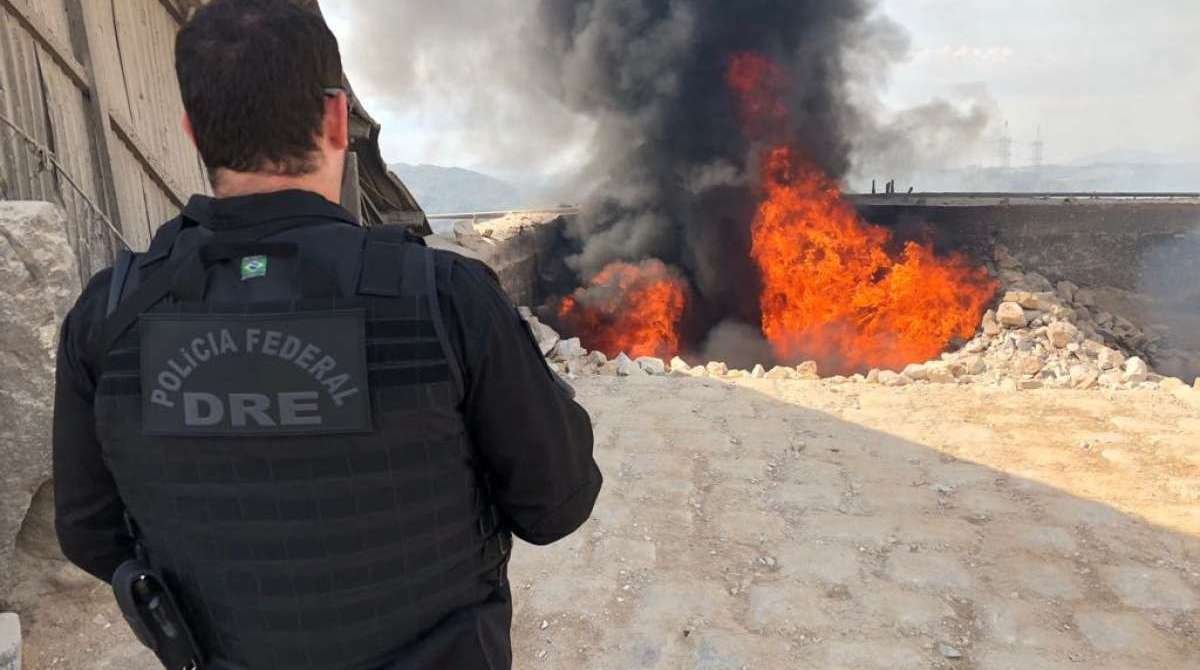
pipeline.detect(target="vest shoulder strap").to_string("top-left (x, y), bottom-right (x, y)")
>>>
top-left (357, 226), bottom-right (463, 398)
top-left (106, 249), bottom-right (136, 317)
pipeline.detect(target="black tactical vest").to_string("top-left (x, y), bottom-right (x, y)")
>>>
top-left (92, 215), bottom-right (509, 669)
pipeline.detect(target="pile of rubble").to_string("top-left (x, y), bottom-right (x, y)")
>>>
top-left (520, 247), bottom-right (1200, 392)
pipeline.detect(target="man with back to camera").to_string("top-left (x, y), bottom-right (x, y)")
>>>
top-left (51, 1), bottom-right (601, 668)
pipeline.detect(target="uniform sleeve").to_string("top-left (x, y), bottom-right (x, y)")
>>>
top-left (53, 270), bottom-right (135, 581)
top-left (442, 256), bottom-right (601, 546)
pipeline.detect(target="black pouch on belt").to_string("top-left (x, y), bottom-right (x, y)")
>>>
top-left (112, 559), bottom-right (204, 670)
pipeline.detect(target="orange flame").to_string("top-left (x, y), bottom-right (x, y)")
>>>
top-left (558, 260), bottom-right (687, 359)
top-left (730, 52), bottom-right (997, 374)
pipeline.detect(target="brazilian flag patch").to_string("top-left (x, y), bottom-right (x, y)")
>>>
top-left (240, 255), bottom-right (268, 280)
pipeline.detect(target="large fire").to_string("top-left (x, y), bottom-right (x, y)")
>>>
top-left (731, 52), bottom-right (997, 374)
top-left (750, 145), bottom-right (996, 372)
top-left (555, 52), bottom-right (996, 372)
top-left (557, 260), bottom-right (687, 359)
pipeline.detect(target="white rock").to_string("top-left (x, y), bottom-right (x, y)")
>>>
top-left (1122, 357), bottom-right (1149, 384)
top-left (586, 351), bottom-right (608, 366)
top-left (0, 203), bottom-right (80, 600)
top-left (1046, 321), bottom-right (1080, 348)
top-left (727, 370), bottom-right (746, 378)
top-left (981, 309), bottom-right (1001, 337)
top-left (764, 366), bottom-right (795, 380)
top-left (1070, 364), bottom-right (1100, 390)
top-left (706, 361), bottom-right (729, 377)
top-left (531, 321), bottom-right (561, 356)
top-left (517, 306), bottom-right (534, 320)
top-left (551, 337), bottom-right (587, 361)
top-left (877, 371), bottom-right (911, 387)
top-left (1098, 370), bottom-right (1123, 388)
top-left (670, 356), bottom-right (691, 373)
top-left (795, 361), bottom-right (820, 379)
top-left (1097, 347), bottom-right (1126, 371)
top-left (636, 357), bottom-right (667, 375)
top-left (925, 362), bottom-right (957, 384)
top-left (996, 302), bottom-right (1028, 328)
top-left (750, 364), bottom-right (766, 379)
top-left (960, 355), bottom-right (987, 376)
top-left (689, 366), bottom-right (709, 377)
top-left (616, 354), bottom-right (644, 377)
top-left (0, 612), bottom-right (17, 670)
top-left (866, 369), bottom-right (881, 383)
top-left (902, 363), bottom-right (928, 381)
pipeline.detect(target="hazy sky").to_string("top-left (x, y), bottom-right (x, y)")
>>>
top-left (325, 0), bottom-right (1200, 174)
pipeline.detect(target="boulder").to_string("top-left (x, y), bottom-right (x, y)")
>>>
top-left (981, 309), bottom-right (1001, 337)
top-left (0, 202), bottom-right (80, 600)
top-left (996, 302), bottom-right (1028, 328)
top-left (528, 319), bottom-right (561, 356)
top-left (866, 369), bottom-right (881, 383)
top-left (1046, 321), bottom-right (1080, 348)
top-left (925, 362), bottom-right (957, 384)
top-left (877, 371), bottom-right (911, 387)
top-left (795, 361), bottom-right (820, 379)
top-left (764, 366), bottom-right (795, 380)
top-left (1096, 347), bottom-right (1126, 371)
top-left (689, 365), bottom-right (709, 377)
top-left (706, 361), bottom-right (729, 377)
top-left (551, 337), bottom-right (587, 361)
top-left (585, 351), bottom-right (608, 367)
top-left (750, 364), bottom-right (766, 379)
top-left (902, 363), bottom-right (929, 381)
top-left (669, 356), bottom-right (691, 373)
top-left (1055, 280), bottom-right (1079, 304)
top-left (1069, 364), bottom-right (1100, 390)
top-left (615, 353), bottom-right (644, 377)
top-left (960, 355), bottom-right (987, 376)
top-left (1122, 357), bottom-right (1149, 384)
top-left (0, 612), bottom-right (18, 670)
top-left (636, 357), bottom-right (667, 375)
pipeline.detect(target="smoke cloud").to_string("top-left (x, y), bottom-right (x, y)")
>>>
top-left (334, 0), bottom-right (997, 361)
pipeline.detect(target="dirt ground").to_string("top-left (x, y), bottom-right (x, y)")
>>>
top-left (12, 377), bottom-right (1200, 669)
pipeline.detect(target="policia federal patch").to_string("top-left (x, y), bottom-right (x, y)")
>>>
top-left (140, 310), bottom-right (371, 436)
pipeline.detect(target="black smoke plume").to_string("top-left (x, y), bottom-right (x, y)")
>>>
top-left (529, 0), bottom-right (901, 356)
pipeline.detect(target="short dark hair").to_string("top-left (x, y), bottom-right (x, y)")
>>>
top-left (175, 0), bottom-right (343, 177)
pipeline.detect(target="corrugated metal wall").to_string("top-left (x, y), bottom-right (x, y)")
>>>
top-left (0, 0), bottom-right (209, 279)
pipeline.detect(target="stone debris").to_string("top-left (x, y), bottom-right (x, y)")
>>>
top-left (551, 337), bottom-right (587, 362)
top-left (0, 612), bottom-right (18, 670)
top-left (706, 361), bottom-right (729, 377)
top-left (764, 366), bottom-right (795, 380)
top-left (615, 354), bottom-right (645, 377)
top-left (636, 357), bottom-right (667, 376)
top-left (996, 301), bottom-right (1028, 328)
top-left (512, 244), bottom-right (1198, 391)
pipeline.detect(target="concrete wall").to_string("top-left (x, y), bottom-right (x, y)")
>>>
top-left (854, 197), bottom-right (1200, 298)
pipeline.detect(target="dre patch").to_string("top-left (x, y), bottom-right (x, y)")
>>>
top-left (140, 310), bottom-right (372, 436)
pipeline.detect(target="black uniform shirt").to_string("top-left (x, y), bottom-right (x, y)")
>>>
top-left (52, 190), bottom-right (601, 667)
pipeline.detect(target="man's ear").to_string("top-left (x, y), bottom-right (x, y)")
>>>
top-left (323, 92), bottom-right (350, 151)
top-left (182, 113), bottom-right (197, 147)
